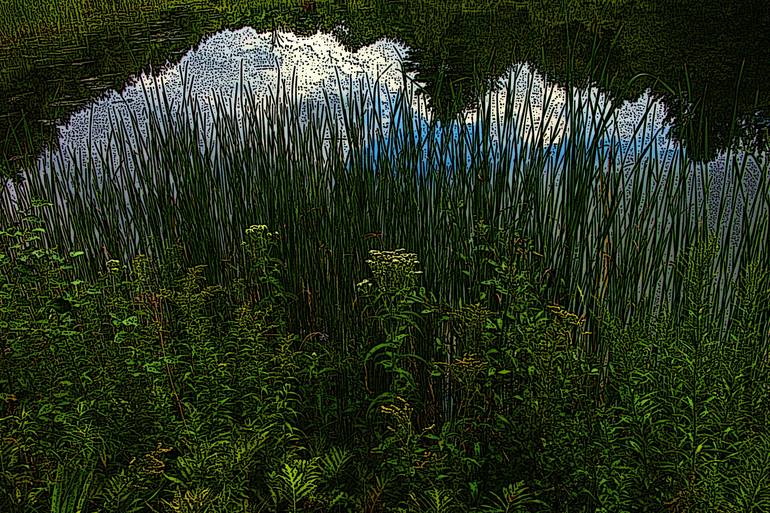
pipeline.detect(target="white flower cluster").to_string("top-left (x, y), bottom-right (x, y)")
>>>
top-left (364, 248), bottom-right (422, 294)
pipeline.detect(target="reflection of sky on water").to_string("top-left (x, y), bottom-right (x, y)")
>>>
top-left (2, 27), bottom-right (753, 220)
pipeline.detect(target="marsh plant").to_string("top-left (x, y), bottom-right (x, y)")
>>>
top-left (2, 52), bottom-right (767, 343)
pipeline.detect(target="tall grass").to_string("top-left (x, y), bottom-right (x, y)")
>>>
top-left (2, 54), bottom-right (766, 342)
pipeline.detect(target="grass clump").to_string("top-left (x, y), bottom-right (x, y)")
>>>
top-left (3, 59), bottom-right (767, 344)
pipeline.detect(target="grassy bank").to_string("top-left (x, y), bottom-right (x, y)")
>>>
top-left (1, 211), bottom-right (769, 512)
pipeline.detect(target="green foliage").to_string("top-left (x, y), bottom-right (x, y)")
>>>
top-left (1, 9), bottom-right (768, 508)
top-left (1, 211), bottom-right (769, 511)
top-left (482, 482), bottom-right (544, 513)
top-left (268, 458), bottom-right (322, 513)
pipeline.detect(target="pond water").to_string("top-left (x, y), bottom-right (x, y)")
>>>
top-left (2, 20), bottom-right (763, 222)
top-left (4, 27), bottom-right (676, 191)
top-left (1, 0), bottom-right (768, 171)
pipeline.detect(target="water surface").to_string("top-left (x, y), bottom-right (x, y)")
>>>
top-left (2, 0), bottom-right (768, 174)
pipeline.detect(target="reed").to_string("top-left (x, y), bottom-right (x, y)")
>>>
top-left (1, 55), bottom-right (767, 343)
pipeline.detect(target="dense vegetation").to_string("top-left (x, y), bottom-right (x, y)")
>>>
top-left (1, 204), bottom-right (769, 512)
top-left (3, 64), bottom-right (767, 330)
top-left (1, 68), bottom-right (769, 512)
top-left (1, 2), bottom-right (769, 511)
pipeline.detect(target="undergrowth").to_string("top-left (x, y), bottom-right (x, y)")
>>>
top-left (1, 206), bottom-right (768, 512)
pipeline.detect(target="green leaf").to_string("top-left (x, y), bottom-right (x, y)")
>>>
top-left (163, 473), bottom-right (185, 486)
top-left (364, 342), bottom-right (396, 364)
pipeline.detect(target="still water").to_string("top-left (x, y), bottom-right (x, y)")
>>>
top-left (3, 24), bottom-right (762, 224)
top-left (2, 0), bottom-right (768, 171)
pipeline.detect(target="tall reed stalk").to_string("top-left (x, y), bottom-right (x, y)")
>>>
top-left (1, 57), bottom-right (767, 342)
